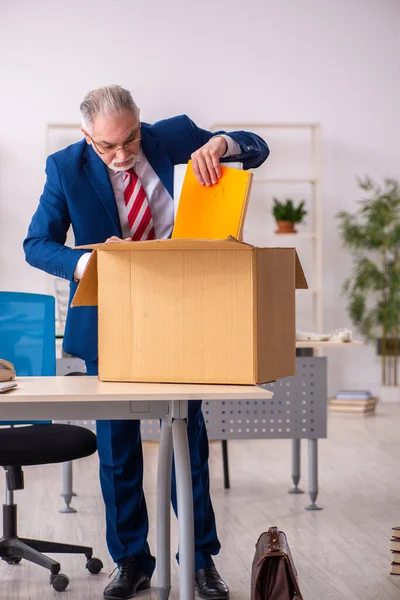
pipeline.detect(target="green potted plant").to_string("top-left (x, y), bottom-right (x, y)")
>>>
top-left (337, 177), bottom-right (400, 389)
top-left (273, 198), bottom-right (307, 234)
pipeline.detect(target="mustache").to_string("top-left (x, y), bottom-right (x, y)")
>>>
top-left (111, 155), bottom-right (135, 167)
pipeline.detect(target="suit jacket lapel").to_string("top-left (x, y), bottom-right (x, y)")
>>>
top-left (83, 144), bottom-right (122, 236)
top-left (141, 124), bottom-right (174, 197)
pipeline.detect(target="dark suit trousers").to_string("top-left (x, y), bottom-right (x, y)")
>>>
top-left (86, 361), bottom-right (221, 577)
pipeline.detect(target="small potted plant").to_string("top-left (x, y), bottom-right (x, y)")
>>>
top-left (273, 198), bottom-right (307, 234)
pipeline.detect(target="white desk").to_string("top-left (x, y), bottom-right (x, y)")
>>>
top-left (0, 377), bottom-right (272, 600)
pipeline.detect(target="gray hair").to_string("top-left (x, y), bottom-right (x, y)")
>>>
top-left (80, 85), bottom-right (139, 132)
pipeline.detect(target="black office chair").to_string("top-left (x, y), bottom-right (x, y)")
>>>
top-left (0, 423), bottom-right (102, 591)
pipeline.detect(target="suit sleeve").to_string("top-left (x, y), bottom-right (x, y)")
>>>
top-left (157, 115), bottom-right (270, 170)
top-left (23, 155), bottom-right (88, 281)
top-left (215, 127), bottom-right (270, 169)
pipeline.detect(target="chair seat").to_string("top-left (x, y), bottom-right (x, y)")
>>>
top-left (0, 424), bottom-right (97, 466)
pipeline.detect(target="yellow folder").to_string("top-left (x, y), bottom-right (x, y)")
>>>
top-left (172, 161), bottom-right (253, 240)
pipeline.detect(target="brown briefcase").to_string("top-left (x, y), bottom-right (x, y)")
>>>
top-left (251, 526), bottom-right (303, 600)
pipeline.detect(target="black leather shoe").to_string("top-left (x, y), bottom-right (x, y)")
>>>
top-left (104, 557), bottom-right (150, 600)
top-left (195, 566), bottom-right (229, 599)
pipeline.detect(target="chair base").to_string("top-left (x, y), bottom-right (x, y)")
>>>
top-left (0, 535), bottom-right (93, 575)
top-left (0, 501), bottom-right (102, 590)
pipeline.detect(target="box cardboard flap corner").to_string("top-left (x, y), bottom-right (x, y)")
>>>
top-left (72, 239), bottom-right (307, 384)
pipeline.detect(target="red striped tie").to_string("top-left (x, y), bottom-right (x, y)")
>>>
top-left (123, 168), bottom-right (155, 241)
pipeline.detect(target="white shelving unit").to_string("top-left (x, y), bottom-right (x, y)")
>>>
top-left (211, 122), bottom-right (323, 333)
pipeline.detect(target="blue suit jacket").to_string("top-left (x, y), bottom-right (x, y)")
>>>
top-left (24, 115), bottom-right (269, 361)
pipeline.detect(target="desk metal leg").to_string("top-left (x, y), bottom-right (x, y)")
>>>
top-left (59, 461), bottom-right (77, 513)
top-left (289, 439), bottom-right (304, 494)
top-left (172, 418), bottom-right (195, 600)
top-left (222, 440), bottom-right (230, 490)
top-left (157, 420), bottom-right (173, 599)
top-left (305, 438), bottom-right (322, 511)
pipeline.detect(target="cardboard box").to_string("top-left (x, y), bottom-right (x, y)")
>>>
top-left (72, 239), bottom-right (307, 384)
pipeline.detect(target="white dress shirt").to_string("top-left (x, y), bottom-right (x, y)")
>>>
top-left (74, 134), bottom-right (240, 280)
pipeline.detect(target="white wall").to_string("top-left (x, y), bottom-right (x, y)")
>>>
top-left (1, 0), bottom-right (399, 394)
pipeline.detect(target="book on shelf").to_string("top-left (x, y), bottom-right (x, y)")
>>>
top-left (390, 562), bottom-right (400, 575)
top-left (328, 397), bottom-right (377, 414)
top-left (335, 390), bottom-right (372, 400)
top-left (329, 397), bottom-right (376, 407)
top-left (328, 406), bottom-right (375, 415)
top-left (391, 551), bottom-right (400, 562)
top-left (172, 161), bottom-right (253, 241)
top-left (390, 538), bottom-right (400, 553)
top-left (392, 527), bottom-right (400, 539)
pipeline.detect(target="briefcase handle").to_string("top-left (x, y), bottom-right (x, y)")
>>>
top-left (267, 527), bottom-right (280, 552)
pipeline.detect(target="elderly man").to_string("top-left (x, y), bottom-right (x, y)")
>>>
top-left (24, 85), bottom-right (269, 600)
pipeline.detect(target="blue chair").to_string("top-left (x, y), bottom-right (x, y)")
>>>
top-left (0, 291), bottom-right (56, 377)
top-left (0, 292), bottom-right (102, 591)
top-left (0, 291), bottom-right (55, 427)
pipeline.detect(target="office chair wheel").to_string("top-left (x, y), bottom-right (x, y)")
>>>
top-left (4, 557), bottom-right (22, 565)
top-left (50, 573), bottom-right (69, 592)
top-left (86, 557), bottom-right (103, 574)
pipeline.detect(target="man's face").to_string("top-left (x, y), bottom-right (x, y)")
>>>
top-left (82, 109), bottom-right (141, 172)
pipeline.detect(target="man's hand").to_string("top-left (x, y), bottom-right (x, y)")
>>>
top-left (105, 236), bottom-right (132, 243)
top-left (191, 136), bottom-right (228, 186)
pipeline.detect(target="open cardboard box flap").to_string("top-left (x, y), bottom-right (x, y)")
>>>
top-left (75, 237), bottom-right (252, 252)
top-left (72, 238), bottom-right (307, 308)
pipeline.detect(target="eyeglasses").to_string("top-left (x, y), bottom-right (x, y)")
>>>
top-left (88, 127), bottom-right (141, 156)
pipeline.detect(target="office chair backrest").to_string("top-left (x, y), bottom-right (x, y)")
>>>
top-left (0, 291), bottom-right (56, 425)
top-left (0, 291), bottom-right (56, 377)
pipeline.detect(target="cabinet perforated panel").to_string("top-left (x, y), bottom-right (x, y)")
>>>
top-left (203, 357), bottom-right (327, 440)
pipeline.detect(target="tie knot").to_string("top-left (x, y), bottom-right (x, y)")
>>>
top-left (123, 167), bottom-right (136, 183)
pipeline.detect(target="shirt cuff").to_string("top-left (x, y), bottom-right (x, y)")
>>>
top-left (74, 252), bottom-right (92, 282)
top-left (218, 134), bottom-right (241, 158)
